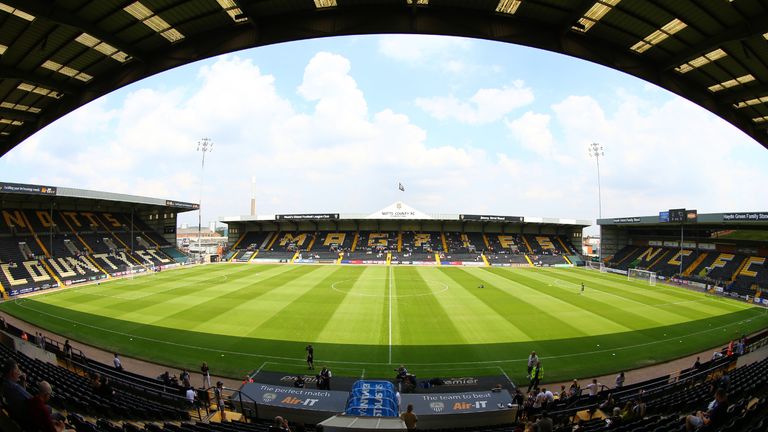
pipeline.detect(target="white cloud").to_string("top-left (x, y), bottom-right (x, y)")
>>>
top-left (506, 111), bottom-right (554, 157)
top-left (378, 35), bottom-right (471, 63)
top-left (416, 81), bottom-right (534, 125)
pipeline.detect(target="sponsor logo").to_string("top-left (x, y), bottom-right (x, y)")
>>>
top-left (429, 402), bottom-right (445, 413)
top-left (453, 401), bottom-right (488, 410)
top-left (442, 377), bottom-right (479, 386)
top-left (281, 396), bottom-right (319, 406)
top-left (262, 393), bottom-right (277, 403)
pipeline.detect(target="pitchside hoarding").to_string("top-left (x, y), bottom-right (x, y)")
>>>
top-left (240, 383), bottom-right (348, 412)
top-left (401, 390), bottom-right (513, 415)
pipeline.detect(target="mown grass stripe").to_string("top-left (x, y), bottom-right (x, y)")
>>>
top-left (481, 268), bottom-right (634, 335)
top-left (395, 266), bottom-right (467, 345)
top-left (489, 268), bottom-right (662, 331)
top-left (247, 265), bottom-right (366, 342)
top-left (544, 268), bottom-right (744, 319)
top-left (443, 267), bottom-right (589, 340)
top-left (147, 265), bottom-right (320, 328)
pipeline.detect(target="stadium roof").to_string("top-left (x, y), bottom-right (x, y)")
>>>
top-left (220, 201), bottom-right (592, 226)
top-left (2, 1), bottom-right (768, 156)
top-left (598, 211), bottom-right (768, 227)
top-left (0, 181), bottom-right (199, 211)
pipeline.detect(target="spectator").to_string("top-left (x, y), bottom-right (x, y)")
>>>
top-left (532, 388), bottom-right (544, 416)
top-left (586, 379), bottom-right (604, 398)
top-left (21, 331), bottom-right (28, 341)
top-left (685, 388), bottom-right (729, 431)
top-left (305, 344), bottom-right (314, 370)
top-left (99, 376), bottom-right (115, 400)
top-left (527, 361), bottom-right (543, 392)
top-left (620, 400), bottom-right (636, 422)
top-left (201, 362), bottom-right (211, 388)
top-left (294, 376), bottom-right (305, 388)
top-left (693, 356), bottom-right (701, 369)
top-left (568, 379), bottom-right (580, 399)
top-left (615, 371), bottom-right (625, 388)
top-left (558, 385), bottom-right (567, 401)
top-left (522, 391), bottom-right (535, 422)
top-left (26, 380), bottom-right (64, 432)
top-left (543, 387), bottom-right (554, 407)
top-left (607, 406), bottom-right (622, 428)
top-left (180, 369), bottom-right (191, 387)
top-left (599, 393), bottom-right (616, 412)
top-left (535, 410), bottom-right (553, 432)
top-left (400, 404), bottom-right (418, 430)
top-left (63, 340), bottom-right (72, 364)
top-left (90, 373), bottom-right (102, 393)
top-left (318, 366), bottom-right (332, 390)
top-left (214, 381), bottom-right (227, 421)
top-left (527, 351), bottom-right (538, 379)
top-left (113, 353), bottom-right (123, 371)
top-left (633, 396), bottom-right (647, 418)
top-left (1, 359), bottom-right (31, 424)
top-left (512, 389), bottom-right (524, 422)
top-left (734, 339), bottom-right (745, 356)
top-left (270, 416), bottom-right (290, 432)
top-left (186, 386), bottom-right (197, 407)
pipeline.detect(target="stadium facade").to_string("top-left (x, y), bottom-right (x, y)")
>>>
top-left (220, 201), bottom-right (590, 267)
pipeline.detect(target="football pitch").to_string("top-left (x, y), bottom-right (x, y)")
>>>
top-left (1, 264), bottom-right (766, 384)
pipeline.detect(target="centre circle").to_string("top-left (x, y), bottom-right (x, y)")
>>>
top-left (330, 277), bottom-right (449, 298)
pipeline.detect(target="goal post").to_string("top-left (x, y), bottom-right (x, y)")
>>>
top-left (628, 268), bottom-right (657, 286)
top-left (586, 261), bottom-right (606, 273)
top-left (126, 264), bottom-right (146, 279)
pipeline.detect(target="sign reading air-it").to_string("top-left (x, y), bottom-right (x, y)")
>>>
top-left (460, 214), bottom-right (523, 222)
top-left (401, 390), bottom-right (512, 415)
top-left (0, 182), bottom-right (57, 195)
top-left (275, 214), bottom-right (340, 221)
top-left (241, 383), bottom-right (348, 412)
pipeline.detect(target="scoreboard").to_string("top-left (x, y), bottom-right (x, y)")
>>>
top-left (667, 208), bottom-right (697, 223)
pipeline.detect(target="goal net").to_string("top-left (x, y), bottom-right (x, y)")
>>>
top-left (127, 264), bottom-right (146, 279)
top-left (586, 261), bottom-right (606, 272)
top-left (628, 268), bottom-right (656, 286)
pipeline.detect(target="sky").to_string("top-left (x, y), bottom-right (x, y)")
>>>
top-left (1, 34), bottom-right (767, 230)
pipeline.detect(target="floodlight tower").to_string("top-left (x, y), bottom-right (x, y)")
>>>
top-left (197, 138), bottom-right (214, 261)
top-left (588, 142), bottom-right (604, 263)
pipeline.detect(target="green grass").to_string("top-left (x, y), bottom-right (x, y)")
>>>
top-left (1, 264), bottom-right (766, 385)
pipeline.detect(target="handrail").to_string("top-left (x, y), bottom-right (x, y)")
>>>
top-left (213, 384), bottom-right (262, 423)
top-left (546, 356), bottom-right (737, 422)
top-left (72, 357), bottom-right (191, 407)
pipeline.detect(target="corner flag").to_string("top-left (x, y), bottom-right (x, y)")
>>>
top-left (398, 182), bottom-right (405, 192)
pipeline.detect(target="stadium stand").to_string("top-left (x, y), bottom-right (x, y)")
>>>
top-left (223, 228), bottom-right (585, 268)
top-left (2, 314), bottom-right (765, 432)
top-left (607, 244), bottom-right (768, 294)
top-left (0, 209), bottom-right (188, 296)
